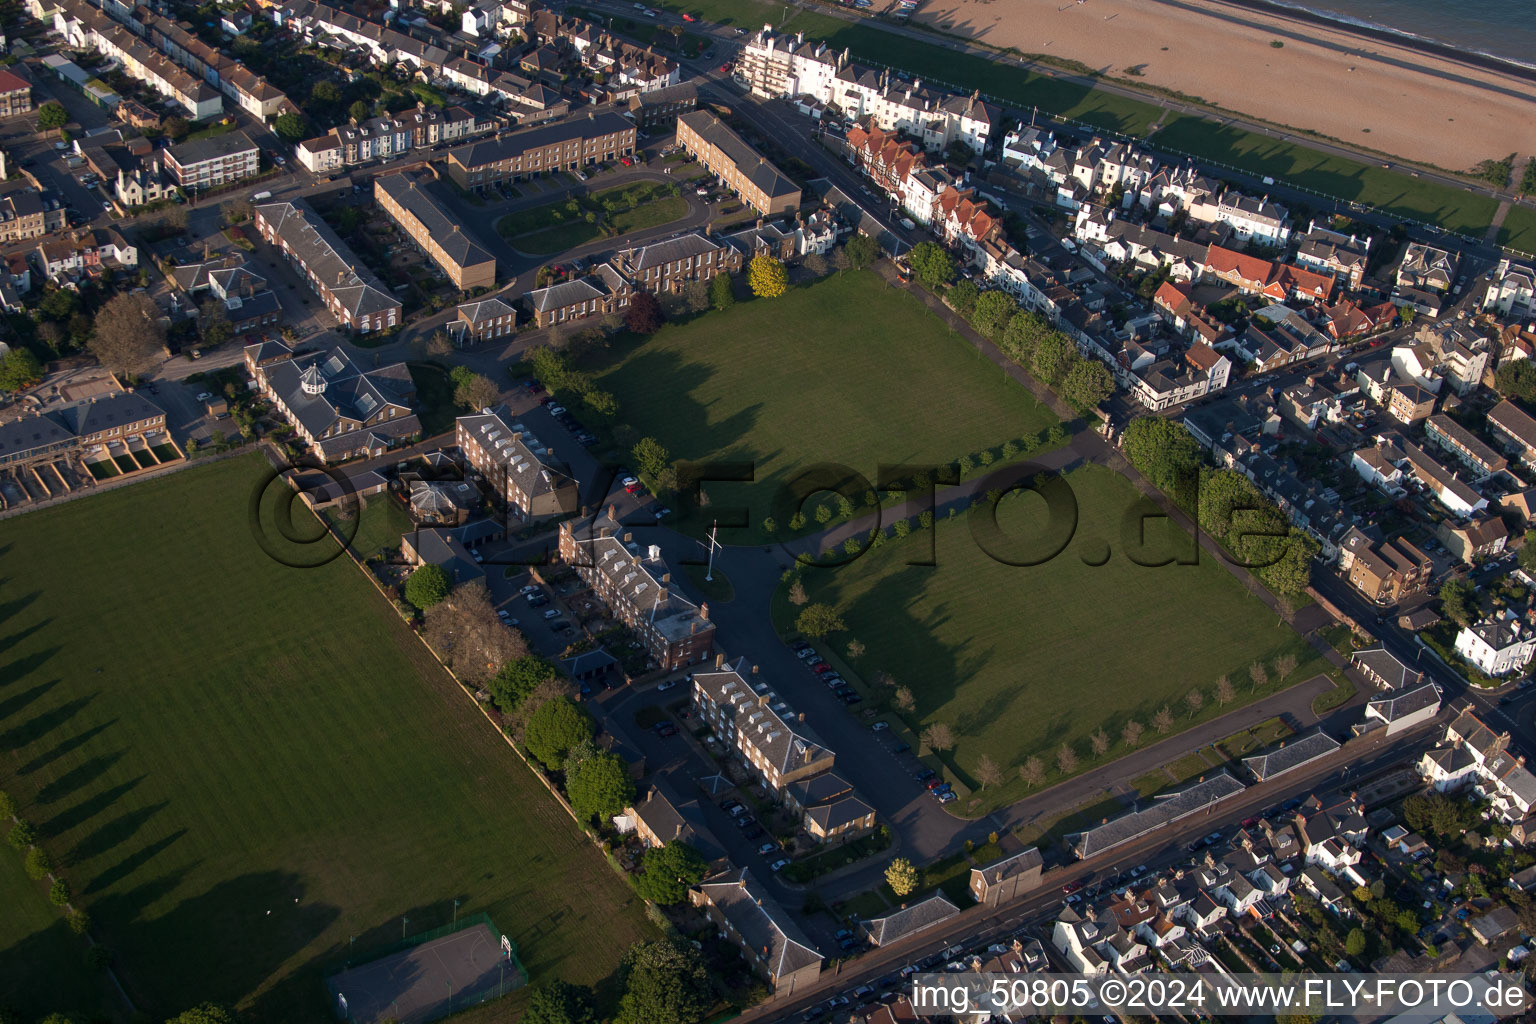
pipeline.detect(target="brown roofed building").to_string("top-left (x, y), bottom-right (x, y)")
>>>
top-left (374, 172), bottom-right (496, 290)
top-left (691, 868), bottom-right (822, 994)
top-left (676, 110), bottom-right (801, 216)
top-left (1488, 399), bottom-right (1536, 470)
top-left (1337, 526), bottom-right (1432, 605)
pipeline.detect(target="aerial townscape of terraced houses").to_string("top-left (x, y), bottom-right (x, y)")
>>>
top-left (4, 0), bottom-right (1536, 1021)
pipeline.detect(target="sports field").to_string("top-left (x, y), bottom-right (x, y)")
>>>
top-left (592, 270), bottom-right (1058, 535)
top-left (0, 455), bottom-right (653, 1023)
top-left (800, 465), bottom-right (1324, 814)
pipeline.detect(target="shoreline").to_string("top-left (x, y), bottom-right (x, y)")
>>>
top-left (1220, 0), bottom-right (1536, 83)
top-left (910, 0), bottom-right (1536, 171)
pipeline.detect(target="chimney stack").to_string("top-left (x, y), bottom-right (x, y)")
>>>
top-left (751, 663), bottom-right (758, 675)
top-left (715, 652), bottom-right (725, 668)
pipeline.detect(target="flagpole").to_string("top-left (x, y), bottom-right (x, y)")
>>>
top-left (705, 520), bottom-right (720, 582)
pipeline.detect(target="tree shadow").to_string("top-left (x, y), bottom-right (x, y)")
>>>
top-left (34, 749), bottom-right (127, 805)
top-left (0, 618), bottom-right (52, 655)
top-left (0, 646), bottom-right (60, 692)
top-left (17, 719), bottom-right (117, 775)
top-left (0, 589), bottom-right (39, 632)
top-left (0, 678), bottom-right (59, 725)
top-left (39, 775), bottom-right (145, 839)
top-left (68, 799), bottom-right (169, 863)
top-left (0, 691), bottom-right (95, 750)
top-left (84, 828), bottom-right (188, 896)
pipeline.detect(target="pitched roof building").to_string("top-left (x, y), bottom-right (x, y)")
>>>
top-left (692, 868), bottom-right (821, 993)
top-left (255, 199), bottom-right (400, 334)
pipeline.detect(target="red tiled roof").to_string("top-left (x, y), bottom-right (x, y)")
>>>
top-left (0, 68), bottom-right (29, 94)
top-left (1204, 244), bottom-right (1273, 287)
top-left (1153, 280), bottom-right (1191, 315)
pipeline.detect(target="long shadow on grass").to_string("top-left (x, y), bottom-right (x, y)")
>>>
top-left (0, 590), bottom-right (39, 631)
top-left (18, 720), bottom-right (116, 776)
top-left (0, 691), bottom-right (94, 750)
top-left (0, 916), bottom-right (117, 1022)
top-left (0, 619), bottom-right (53, 654)
top-left (40, 776), bottom-right (144, 838)
top-left (34, 750), bottom-right (127, 805)
top-left (85, 828), bottom-right (188, 896)
top-left (0, 647), bottom-right (60, 691)
top-left (68, 800), bottom-right (169, 863)
top-left (0, 678), bottom-right (59, 724)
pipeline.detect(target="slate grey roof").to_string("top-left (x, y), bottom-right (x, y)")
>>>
top-left (258, 346), bottom-right (420, 457)
top-left (972, 847), bottom-right (1043, 887)
top-left (456, 405), bottom-right (573, 502)
top-left (54, 392), bottom-right (166, 437)
top-left (1242, 732), bottom-right (1341, 781)
top-left (804, 794), bottom-right (872, 833)
top-left (1069, 773), bottom-right (1245, 859)
top-left (166, 129), bottom-right (258, 168)
top-left (693, 658), bottom-right (830, 778)
top-left (0, 410), bottom-right (74, 461)
top-left (404, 526), bottom-right (484, 585)
top-left (171, 253), bottom-right (246, 293)
top-left (861, 893), bottom-right (960, 945)
top-left (1352, 646), bottom-right (1422, 689)
top-left (526, 277), bottom-right (603, 312)
top-left (696, 868), bottom-right (821, 978)
top-left (614, 231), bottom-right (722, 273)
top-left (563, 507), bottom-right (711, 644)
top-left (375, 173), bottom-right (493, 272)
top-left (1368, 681), bottom-right (1441, 722)
top-left (458, 296), bottom-right (516, 323)
top-left (678, 110), bottom-right (799, 203)
top-left (785, 771), bottom-right (852, 808)
top-left (447, 109), bottom-right (633, 169)
top-left (631, 774), bottom-right (725, 862)
top-left (255, 199), bottom-right (398, 319)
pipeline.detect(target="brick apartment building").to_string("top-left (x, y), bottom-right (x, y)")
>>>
top-left (162, 130), bottom-right (260, 190)
top-left (557, 507), bottom-right (714, 670)
top-left (1338, 527), bottom-right (1432, 605)
top-left (254, 199), bottom-right (401, 334)
top-left (675, 110), bottom-right (801, 216)
top-left (455, 405), bottom-right (577, 523)
top-left (610, 232), bottom-right (742, 294)
top-left (442, 108), bottom-right (635, 190)
top-left (691, 656), bottom-right (835, 794)
top-left (374, 172), bottom-right (495, 291)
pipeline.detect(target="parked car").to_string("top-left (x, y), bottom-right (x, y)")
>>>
top-left (796, 648), bottom-right (818, 659)
top-left (741, 824), bottom-right (764, 839)
top-left (728, 804), bottom-right (749, 817)
top-left (542, 609), bottom-right (561, 620)
top-left (621, 476), bottom-right (641, 493)
top-left (769, 857), bottom-right (790, 872)
top-left (653, 722), bottom-right (678, 737)
top-left (791, 640), bottom-right (812, 652)
top-left (925, 778), bottom-right (945, 790)
top-left (811, 663), bottom-right (833, 675)
top-left (915, 767), bottom-right (936, 782)
top-left (552, 621), bottom-right (573, 633)
top-left (547, 404), bottom-right (567, 416)
top-left (757, 841), bottom-right (778, 856)
top-left (652, 505), bottom-right (672, 520)
top-left (657, 678), bottom-right (679, 691)
top-left (936, 791), bottom-right (957, 803)
top-left (870, 721), bottom-right (890, 732)
top-left (520, 584), bottom-right (541, 595)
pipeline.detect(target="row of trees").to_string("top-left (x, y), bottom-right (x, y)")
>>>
top-left (524, 345), bottom-right (620, 421)
top-left (1120, 417), bottom-right (1317, 597)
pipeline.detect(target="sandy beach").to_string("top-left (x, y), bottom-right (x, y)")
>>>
top-left (912, 0), bottom-right (1536, 172)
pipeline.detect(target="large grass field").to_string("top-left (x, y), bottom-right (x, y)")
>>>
top-left (0, 455), bottom-right (654, 1023)
top-left (652, 0), bottom-right (1497, 236)
top-left (590, 271), bottom-right (1058, 534)
top-left (0, 840), bottom-right (119, 1021)
top-left (1498, 205), bottom-right (1536, 256)
top-left (799, 465), bottom-right (1326, 814)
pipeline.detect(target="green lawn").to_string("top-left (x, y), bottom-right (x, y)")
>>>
top-left (0, 455), bottom-right (654, 1023)
top-left (0, 842), bottom-right (118, 1021)
top-left (498, 182), bottom-right (688, 255)
top-left (1498, 204), bottom-right (1536, 255)
top-left (590, 271), bottom-right (1057, 537)
top-left (800, 464), bottom-right (1324, 815)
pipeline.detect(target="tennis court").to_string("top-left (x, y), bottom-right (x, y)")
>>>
top-left (325, 920), bottom-right (522, 1023)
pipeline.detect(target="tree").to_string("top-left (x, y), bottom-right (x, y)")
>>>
top-left (422, 582), bottom-right (527, 682)
top-left (220, 198), bottom-right (253, 225)
top-left (1018, 757), bottom-right (1045, 788)
top-left (787, 579), bottom-right (809, 606)
top-left (844, 233), bottom-right (878, 270)
top-left (975, 755), bottom-right (1002, 789)
top-left (348, 99), bottom-right (372, 123)
top-left (615, 940), bottom-right (711, 1024)
top-left (1344, 927), bottom-right (1367, 958)
top-left (885, 857), bottom-right (919, 897)
top-left (0, 348), bottom-right (44, 392)
top-left (1089, 729), bottom-right (1110, 756)
top-left (893, 686), bottom-right (916, 712)
top-left (166, 1004), bottom-right (238, 1024)
top-left (632, 437), bottom-right (670, 479)
top-left (1248, 660), bottom-right (1270, 692)
top-left (708, 272), bottom-right (735, 310)
top-left (24, 846), bottom-right (52, 881)
top-left (1061, 359), bottom-right (1114, 408)
top-left (49, 879), bottom-right (72, 905)
top-left (634, 841), bottom-right (709, 905)
top-left (525, 697), bottom-right (595, 770)
top-left (795, 603), bottom-right (845, 638)
top-left (452, 370), bottom-right (500, 410)
top-left (489, 655), bottom-right (559, 714)
top-left (1121, 720), bottom-right (1144, 748)
top-left (427, 330), bottom-right (456, 357)
top-left (683, 279), bottom-right (710, 314)
top-left (1440, 576), bottom-right (1477, 626)
top-left (970, 289), bottom-right (1017, 339)
top-left (1152, 706), bottom-right (1174, 733)
top-left (625, 291), bottom-right (664, 333)
top-left (1000, 310), bottom-right (1053, 365)
top-left (198, 298), bottom-right (233, 348)
top-left (1495, 360), bottom-right (1536, 402)
top-left (946, 278), bottom-right (978, 319)
top-left (565, 750), bottom-right (634, 822)
top-left (522, 980), bottom-right (597, 1024)
top-left (40, 288), bottom-right (79, 321)
top-left (310, 80), bottom-right (342, 104)
top-left (1275, 653), bottom-right (1297, 680)
top-left (1056, 743), bottom-right (1078, 774)
top-left (162, 116), bottom-right (190, 141)
top-left (747, 254), bottom-right (788, 298)
top-left (1031, 331), bottom-right (1078, 385)
top-left (1214, 675), bottom-right (1236, 706)
top-left (906, 241), bottom-right (954, 288)
top-left (37, 101), bottom-right (68, 131)
top-left (1184, 688), bottom-right (1205, 717)
top-left (846, 639), bottom-right (865, 659)
top-left (7, 820), bottom-right (35, 848)
top-left (273, 112), bottom-right (308, 142)
top-left (89, 293), bottom-right (164, 379)
top-left (404, 563), bottom-right (451, 609)
top-left (1121, 416), bottom-right (1203, 496)
top-left (922, 722), bottom-right (956, 752)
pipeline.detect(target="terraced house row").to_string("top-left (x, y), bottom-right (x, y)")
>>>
top-left (297, 104), bottom-right (485, 174)
top-left (373, 171), bottom-right (496, 291)
top-left (442, 108), bottom-right (636, 189)
top-left (254, 199), bottom-right (401, 334)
